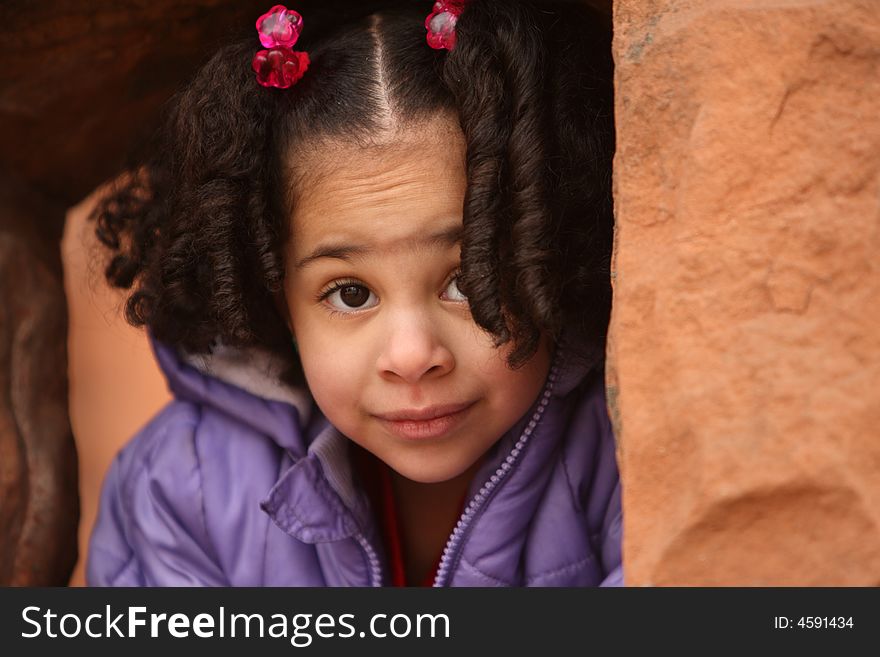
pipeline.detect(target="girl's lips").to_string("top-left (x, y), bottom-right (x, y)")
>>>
top-left (375, 401), bottom-right (476, 440)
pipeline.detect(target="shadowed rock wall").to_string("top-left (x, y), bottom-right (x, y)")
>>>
top-left (610, 0), bottom-right (880, 585)
top-left (0, 0), bottom-right (266, 586)
top-left (0, 181), bottom-right (76, 585)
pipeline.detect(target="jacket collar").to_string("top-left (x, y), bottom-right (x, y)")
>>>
top-left (150, 336), bottom-right (314, 457)
top-left (260, 421), bottom-right (375, 543)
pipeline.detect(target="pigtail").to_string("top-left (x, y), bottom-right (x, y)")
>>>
top-left (440, 2), bottom-right (516, 349)
top-left (443, 0), bottom-right (614, 369)
top-left (546, 4), bottom-right (615, 362)
top-left (93, 41), bottom-right (302, 382)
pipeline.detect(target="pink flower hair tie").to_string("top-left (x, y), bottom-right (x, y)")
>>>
top-left (252, 5), bottom-right (310, 89)
top-left (425, 0), bottom-right (468, 51)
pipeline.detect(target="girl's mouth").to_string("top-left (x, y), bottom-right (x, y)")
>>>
top-left (374, 401), bottom-right (476, 440)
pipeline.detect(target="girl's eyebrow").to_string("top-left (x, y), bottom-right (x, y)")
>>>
top-left (294, 225), bottom-right (463, 270)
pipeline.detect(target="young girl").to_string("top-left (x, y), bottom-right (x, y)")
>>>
top-left (87, 0), bottom-right (621, 587)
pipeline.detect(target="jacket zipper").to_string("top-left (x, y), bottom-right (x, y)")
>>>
top-left (432, 361), bottom-right (560, 587)
top-left (354, 531), bottom-right (383, 587)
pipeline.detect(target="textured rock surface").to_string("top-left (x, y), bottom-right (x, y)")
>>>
top-left (610, 0), bottom-right (880, 584)
top-left (0, 181), bottom-right (78, 585)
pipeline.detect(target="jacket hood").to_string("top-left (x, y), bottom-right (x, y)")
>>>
top-left (150, 336), bottom-right (315, 455)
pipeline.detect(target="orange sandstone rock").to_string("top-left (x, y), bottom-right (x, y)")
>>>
top-left (610, 0), bottom-right (880, 585)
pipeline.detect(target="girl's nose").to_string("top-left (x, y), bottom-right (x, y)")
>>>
top-left (376, 315), bottom-right (455, 384)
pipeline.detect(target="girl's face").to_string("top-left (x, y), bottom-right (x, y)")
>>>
top-left (284, 115), bottom-right (551, 484)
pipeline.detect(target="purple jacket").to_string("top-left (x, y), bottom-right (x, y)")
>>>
top-left (87, 337), bottom-right (623, 586)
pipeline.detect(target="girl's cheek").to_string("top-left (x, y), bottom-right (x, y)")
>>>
top-left (304, 329), bottom-right (367, 379)
top-left (300, 352), bottom-right (349, 407)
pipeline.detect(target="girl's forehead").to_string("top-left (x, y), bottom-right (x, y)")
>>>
top-left (289, 117), bottom-right (466, 248)
top-left (290, 113), bottom-right (464, 191)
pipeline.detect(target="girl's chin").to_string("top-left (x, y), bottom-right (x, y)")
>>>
top-left (381, 453), bottom-right (483, 486)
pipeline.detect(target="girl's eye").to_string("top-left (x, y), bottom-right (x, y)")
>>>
top-left (442, 274), bottom-right (468, 302)
top-left (321, 281), bottom-right (378, 312)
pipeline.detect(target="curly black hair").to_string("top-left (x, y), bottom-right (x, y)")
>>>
top-left (93, 0), bottom-right (614, 387)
